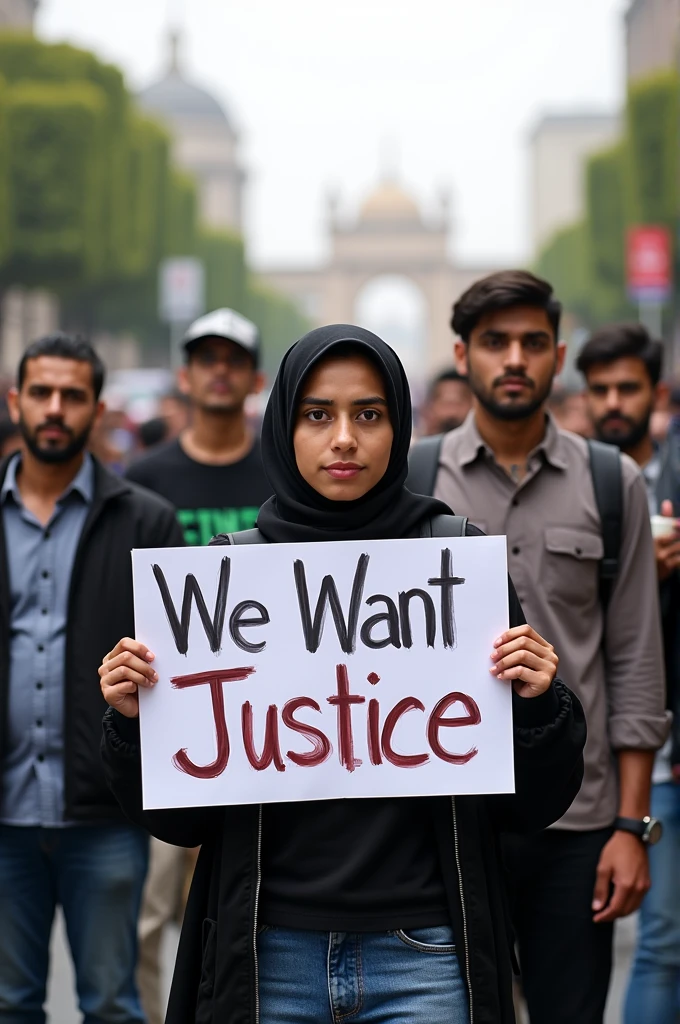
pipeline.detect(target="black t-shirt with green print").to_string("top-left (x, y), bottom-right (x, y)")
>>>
top-left (126, 438), bottom-right (271, 546)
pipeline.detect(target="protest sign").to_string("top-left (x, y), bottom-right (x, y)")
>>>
top-left (132, 535), bottom-right (512, 809)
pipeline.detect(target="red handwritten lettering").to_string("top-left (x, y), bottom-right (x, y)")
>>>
top-left (170, 667), bottom-right (255, 779)
top-left (427, 691), bottom-right (481, 765)
top-left (282, 697), bottom-right (332, 767)
top-left (242, 702), bottom-right (286, 772)
top-left (326, 664), bottom-right (365, 772)
top-left (381, 697), bottom-right (429, 767)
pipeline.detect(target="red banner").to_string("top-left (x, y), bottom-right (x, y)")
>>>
top-left (627, 226), bottom-right (672, 302)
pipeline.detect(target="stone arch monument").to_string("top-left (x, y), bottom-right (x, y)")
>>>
top-left (260, 178), bottom-right (497, 373)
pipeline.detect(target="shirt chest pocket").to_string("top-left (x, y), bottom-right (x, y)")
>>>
top-left (543, 527), bottom-right (603, 607)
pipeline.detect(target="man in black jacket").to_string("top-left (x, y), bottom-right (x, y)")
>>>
top-left (0, 334), bottom-right (183, 1023)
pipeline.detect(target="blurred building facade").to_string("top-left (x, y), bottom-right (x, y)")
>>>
top-left (138, 31), bottom-right (245, 232)
top-left (626, 0), bottom-right (680, 80)
top-left (0, 0), bottom-right (37, 29)
top-left (530, 113), bottom-right (620, 258)
top-left (261, 178), bottom-right (495, 372)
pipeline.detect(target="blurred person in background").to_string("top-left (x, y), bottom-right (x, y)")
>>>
top-left (547, 385), bottom-right (593, 438)
top-left (158, 389), bottom-right (190, 440)
top-left (137, 416), bottom-right (168, 451)
top-left (408, 271), bottom-right (668, 1024)
top-left (126, 307), bottom-right (272, 1024)
top-left (418, 367), bottom-right (472, 436)
top-left (0, 333), bottom-right (182, 1023)
top-left (577, 323), bottom-right (680, 1024)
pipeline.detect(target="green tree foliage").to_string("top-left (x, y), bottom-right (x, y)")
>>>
top-left (625, 71), bottom-right (679, 230)
top-left (535, 69), bottom-right (678, 329)
top-left (246, 280), bottom-right (310, 376)
top-left (0, 33), bottom-right (308, 366)
top-left (2, 81), bottom-right (107, 287)
top-left (0, 75), bottom-right (10, 268)
top-left (535, 222), bottom-right (590, 321)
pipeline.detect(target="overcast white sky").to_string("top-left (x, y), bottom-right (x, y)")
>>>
top-left (38, 0), bottom-right (626, 270)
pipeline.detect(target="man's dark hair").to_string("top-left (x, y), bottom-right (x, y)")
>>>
top-left (576, 323), bottom-right (663, 387)
top-left (18, 333), bottom-right (106, 399)
top-left (451, 270), bottom-right (562, 342)
top-left (427, 368), bottom-right (469, 399)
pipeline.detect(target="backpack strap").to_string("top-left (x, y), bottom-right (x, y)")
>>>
top-left (210, 527), bottom-right (267, 546)
top-left (420, 513), bottom-right (468, 538)
top-left (407, 434), bottom-right (444, 496)
top-left (587, 438), bottom-right (623, 611)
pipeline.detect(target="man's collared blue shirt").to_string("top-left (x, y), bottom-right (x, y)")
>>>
top-left (0, 453), bottom-right (94, 826)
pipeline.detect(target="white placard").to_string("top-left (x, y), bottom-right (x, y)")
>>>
top-left (132, 536), bottom-right (513, 809)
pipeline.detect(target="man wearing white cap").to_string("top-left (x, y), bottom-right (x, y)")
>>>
top-left (126, 308), bottom-right (271, 1023)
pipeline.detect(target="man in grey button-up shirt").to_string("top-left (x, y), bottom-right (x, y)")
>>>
top-left (1, 452), bottom-right (93, 826)
top-left (417, 271), bottom-right (667, 1024)
top-left (0, 333), bottom-right (172, 1024)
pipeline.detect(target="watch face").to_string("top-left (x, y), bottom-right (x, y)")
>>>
top-left (645, 818), bottom-right (663, 845)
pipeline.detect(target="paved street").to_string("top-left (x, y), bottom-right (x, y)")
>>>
top-left (46, 910), bottom-right (637, 1023)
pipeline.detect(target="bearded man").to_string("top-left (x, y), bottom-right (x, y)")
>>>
top-left (409, 272), bottom-right (668, 1024)
top-left (0, 333), bottom-right (182, 1023)
top-left (578, 323), bottom-right (680, 1024)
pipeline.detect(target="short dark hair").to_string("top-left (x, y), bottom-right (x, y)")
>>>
top-left (18, 333), bottom-right (106, 399)
top-left (451, 270), bottom-right (562, 342)
top-left (427, 368), bottom-right (469, 399)
top-left (576, 323), bottom-right (663, 387)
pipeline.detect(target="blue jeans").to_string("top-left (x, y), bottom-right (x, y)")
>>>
top-left (624, 782), bottom-right (680, 1024)
top-left (257, 924), bottom-right (469, 1023)
top-left (0, 823), bottom-right (149, 1024)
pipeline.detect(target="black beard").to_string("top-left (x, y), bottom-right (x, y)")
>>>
top-left (467, 367), bottom-right (554, 422)
top-left (20, 416), bottom-right (92, 465)
top-left (595, 410), bottom-right (652, 453)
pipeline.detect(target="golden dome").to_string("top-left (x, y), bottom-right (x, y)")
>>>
top-left (359, 181), bottom-right (421, 223)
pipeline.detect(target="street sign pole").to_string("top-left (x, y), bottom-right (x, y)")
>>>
top-left (158, 257), bottom-right (206, 369)
top-left (638, 301), bottom-right (663, 340)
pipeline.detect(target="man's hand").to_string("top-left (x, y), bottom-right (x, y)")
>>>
top-left (655, 499), bottom-right (680, 582)
top-left (592, 831), bottom-right (650, 923)
top-left (490, 624), bottom-right (558, 698)
top-left (99, 637), bottom-right (157, 719)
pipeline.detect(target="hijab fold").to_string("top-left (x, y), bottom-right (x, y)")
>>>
top-left (256, 324), bottom-right (452, 543)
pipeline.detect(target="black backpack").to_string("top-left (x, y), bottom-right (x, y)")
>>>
top-left (215, 514), bottom-right (470, 547)
top-left (407, 434), bottom-right (623, 611)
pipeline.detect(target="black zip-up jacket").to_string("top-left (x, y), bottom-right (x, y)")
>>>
top-left (101, 552), bottom-right (586, 1023)
top-left (0, 455), bottom-right (184, 822)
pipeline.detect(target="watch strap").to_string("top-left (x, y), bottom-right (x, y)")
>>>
top-left (613, 816), bottom-right (647, 838)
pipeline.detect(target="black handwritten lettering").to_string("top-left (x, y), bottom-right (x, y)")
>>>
top-left (360, 595), bottom-right (401, 649)
top-left (153, 558), bottom-right (231, 655)
top-left (398, 590), bottom-right (436, 649)
top-left (229, 601), bottom-right (270, 654)
top-left (427, 549), bottom-right (465, 649)
top-left (294, 554), bottom-right (369, 653)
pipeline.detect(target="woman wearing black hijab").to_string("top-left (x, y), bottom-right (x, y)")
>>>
top-left (100, 326), bottom-right (585, 1024)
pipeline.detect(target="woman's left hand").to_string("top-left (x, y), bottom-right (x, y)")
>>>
top-left (490, 624), bottom-right (558, 699)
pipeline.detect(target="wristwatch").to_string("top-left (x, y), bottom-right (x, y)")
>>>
top-left (614, 816), bottom-right (663, 846)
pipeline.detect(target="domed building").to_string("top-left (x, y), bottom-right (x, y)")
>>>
top-left (261, 175), bottom-right (497, 372)
top-left (0, 0), bottom-right (38, 29)
top-left (358, 179), bottom-right (423, 228)
top-left (138, 32), bottom-right (245, 232)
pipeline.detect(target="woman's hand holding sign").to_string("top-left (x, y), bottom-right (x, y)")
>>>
top-left (490, 624), bottom-right (558, 699)
top-left (100, 638), bottom-right (157, 718)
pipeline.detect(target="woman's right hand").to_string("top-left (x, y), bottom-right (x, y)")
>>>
top-left (99, 638), bottom-right (158, 719)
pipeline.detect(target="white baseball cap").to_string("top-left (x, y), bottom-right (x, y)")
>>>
top-left (182, 308), bottom-right (260, 366)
